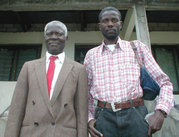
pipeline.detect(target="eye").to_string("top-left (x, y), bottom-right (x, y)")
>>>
top-left (55, 32), bottom-right (64, 37)
top-left (45, 32), bottom-right (65, 37)
top-left (102, 19), bottom-right (109, 24)
top-left (112, 18), bottom-right (119, 23)
top-left (46, 32), bottom-right (52, 36)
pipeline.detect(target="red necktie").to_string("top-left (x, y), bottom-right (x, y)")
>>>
top-left (47, 56), bottom-right (58, 97)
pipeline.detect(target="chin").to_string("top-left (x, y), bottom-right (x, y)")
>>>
top-left (51, 49), bottom-right (64, 55)
top-left (107, 35), bottom-right (117, 40)
top-left (49, 51), bottom-right (58, 55)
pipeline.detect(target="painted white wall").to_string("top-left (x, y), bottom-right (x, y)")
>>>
top-left (0, 82), bottom-right (16, 137)
top-left (0, 82), bottom-right (16, 117)
top-left (65, 31), bottom-right (103, 59)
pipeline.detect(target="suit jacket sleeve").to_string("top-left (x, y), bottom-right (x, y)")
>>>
top-left (75, 65), bottom-right (88, 137)
top-left (4, 62), bottom-right (29, 137)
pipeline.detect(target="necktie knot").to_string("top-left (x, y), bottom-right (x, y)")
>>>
top-left (50, 56), bottom-right (58, 61)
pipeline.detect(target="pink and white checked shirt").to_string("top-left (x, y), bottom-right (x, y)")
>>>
top-left (84, 37), bottom-right (174, 121)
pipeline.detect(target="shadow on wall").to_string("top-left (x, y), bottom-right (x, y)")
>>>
top-left (0, 110), bottom-right (8, 137)
top-left (144, 100), bottom-right (179, 137)
top-left (0, 81), bottom-right (16, 137)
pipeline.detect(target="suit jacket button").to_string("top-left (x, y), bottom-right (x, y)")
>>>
top-left (32, 100), bottom-right (35, 105)
top-left (64, 104), bottom-right (68, 108)
top-left (51, 122), bottom-right (55, 126)
top-left (34, 122), bottom-right (39, 126)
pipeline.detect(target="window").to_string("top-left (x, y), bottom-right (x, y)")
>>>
top-left (152, 45), bottom-right (179, 94)
top-left (75, 44), bottom-right (97, 64)
top-left (0, 45), bottom-right (41, 81)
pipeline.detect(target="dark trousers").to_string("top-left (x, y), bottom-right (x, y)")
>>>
top-left (94, 105), bottom-right (149, 137)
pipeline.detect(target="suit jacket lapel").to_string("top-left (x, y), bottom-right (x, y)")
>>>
top-left (35, 57), bottom-right (54, 117)
top-left (50, 57), bottom-right (73, 106)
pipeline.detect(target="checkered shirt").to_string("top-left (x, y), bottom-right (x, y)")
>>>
top-left (84, 37), bottom-right (174, 121)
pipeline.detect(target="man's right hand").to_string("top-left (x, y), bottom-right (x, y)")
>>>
top-left (88, 119), bottom-right (103, 137)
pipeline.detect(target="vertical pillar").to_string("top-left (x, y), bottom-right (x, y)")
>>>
top-left (133, 4), bottom-right (151, 50)
top-left (121, 8), bottom-right (135, 40)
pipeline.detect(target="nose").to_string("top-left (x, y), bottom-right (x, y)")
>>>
top-left (107, 20), bottom-right (114, 27)
top-left (50, 33), bottom-right (58, 39)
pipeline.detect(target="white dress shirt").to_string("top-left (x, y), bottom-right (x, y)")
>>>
top-left (46, 52), bottom-right (65, 100)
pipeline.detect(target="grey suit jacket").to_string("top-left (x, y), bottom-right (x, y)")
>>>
top-left (4, 56), bottom-right (88, 137)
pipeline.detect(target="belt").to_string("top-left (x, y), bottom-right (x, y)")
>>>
top-left (97, 98), bottom-right (144, 112)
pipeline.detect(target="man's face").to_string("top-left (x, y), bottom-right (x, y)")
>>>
top-left (45, 23), bottom-right (67, 55)
top-left (99, 10), bottom-right (121, 40)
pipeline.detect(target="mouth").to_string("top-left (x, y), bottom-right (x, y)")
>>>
top-left (48, 41), bottom-right (59, 45)
top-left (106, 29), bottom-right (116, 34)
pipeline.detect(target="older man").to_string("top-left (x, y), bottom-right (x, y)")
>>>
top-left (4, 21), bottom-right (88, 137)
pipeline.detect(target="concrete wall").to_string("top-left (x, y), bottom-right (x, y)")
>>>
top-left (1, 31), bottom-right (179, 58)
top-left (0, 31), bottom-right (179, 136)
top-left (0, 82), bottom-right (16, 137)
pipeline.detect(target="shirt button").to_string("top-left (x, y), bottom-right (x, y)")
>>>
top-left (51, 122), bottom-right (55, 126)
top-left (32, 100), bottom-right (35, 105)
top-left (64, 104), bottom-right (68, 108)
top-left (34, 122), bottom-right (39, 126)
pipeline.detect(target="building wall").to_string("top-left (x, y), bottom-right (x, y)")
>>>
top-left (1, 31), bottom-right (179, 57)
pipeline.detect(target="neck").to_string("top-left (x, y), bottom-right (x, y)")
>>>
top-left (104, 37), bottom-right (118, 45)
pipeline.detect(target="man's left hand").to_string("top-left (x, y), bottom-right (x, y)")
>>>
top-left (146, 110), bottom-right (165, 136)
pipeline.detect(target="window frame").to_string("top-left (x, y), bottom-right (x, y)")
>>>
top-left (74, 44), bottom-right (98, 64)
top-left (152, 45), bottom-right (179, 94)
top-left (0, 44), bottom-right (42, 81)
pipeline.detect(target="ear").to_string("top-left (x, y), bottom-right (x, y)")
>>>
top-left (98, 23), bottom-right (101, 31)
top-left (119, 21), bottom-right (123, 30)
top-left (66, 36), bottom-right (68, 41)
top-left (44, 35), bottom-right (47, 40)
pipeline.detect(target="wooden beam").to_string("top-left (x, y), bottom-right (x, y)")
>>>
top-left (0, 1), bottom-right (133, 11)
top-left (133, 4), bottom-right (151, 50)
top-left (0, 0), bottom-right (179, 11)
top-left (80, 11), bottom-right (87, 31)
top-left (121, 8), bottom-right (135, 40)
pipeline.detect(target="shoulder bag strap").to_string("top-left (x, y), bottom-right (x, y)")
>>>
top-left (130, 41), bottom-right (144, 67)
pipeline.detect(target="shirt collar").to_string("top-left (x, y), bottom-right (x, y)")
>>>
top-left (100, 37), bottom-right (124, 54)
top-left (46, 51), bottom-right (65, 64)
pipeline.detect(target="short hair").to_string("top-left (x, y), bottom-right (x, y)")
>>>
top-left (98, 7), bottom-right (121, 22)
top-left (44, 20), bottom-right (68, 37)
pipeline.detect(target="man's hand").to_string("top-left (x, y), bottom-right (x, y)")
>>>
top-left (146, 110), bottom-right (165, 136)
top-left (88, 119), bottom-right (103, 137)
